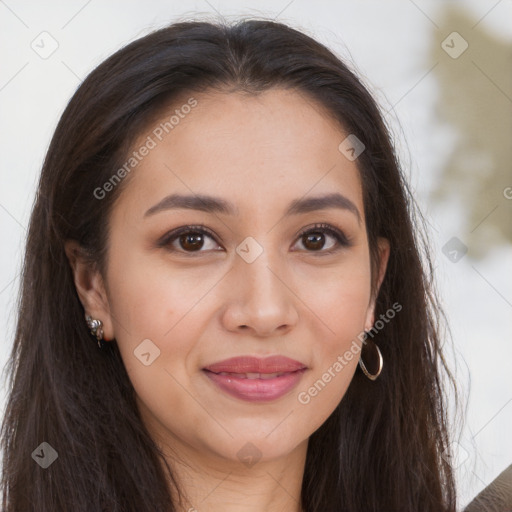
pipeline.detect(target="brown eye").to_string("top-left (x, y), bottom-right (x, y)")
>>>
top-left (158, 225), bottom-right (222, 254)
top-left (294, 223), bottom-right (351, 254)
top-left (179, 232), bottom-right (205, 251)
top-left (302, 232), bottom-right (327, 251)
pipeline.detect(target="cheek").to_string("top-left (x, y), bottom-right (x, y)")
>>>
top-left (107, 251), bottom-right (213, 339)
top-left (296, 304), bottom-right (363, 429)
top-left (312, 272), bottom-right (371, 324)
top-left (104, 252), bottom-right (215, 394)
top-left (106, 260), bottom-right (212, 442)
top-left (295, 256), bottom-right (371, 413)
top-left (300, 251), bottom-right (373, 332)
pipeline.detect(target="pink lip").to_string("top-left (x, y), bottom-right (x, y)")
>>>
top-left (203, 355), bottom-right (306, 373)
top-left (202, 356), bottom-right (307, 402)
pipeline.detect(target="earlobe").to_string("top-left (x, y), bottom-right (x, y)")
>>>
top-left (64, 240), bottom-right (114, 340)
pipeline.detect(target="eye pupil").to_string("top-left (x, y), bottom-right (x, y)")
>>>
top-left (303, 232), bottom-right (325, 251)
top-left (180, 233), bottom-right (204, 251)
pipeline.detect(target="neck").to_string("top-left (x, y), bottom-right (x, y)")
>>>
top-left (161, 437), bottom-right (308, 512)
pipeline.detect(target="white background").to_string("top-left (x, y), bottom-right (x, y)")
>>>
top-left (1, 1), bottom-right (511, 509)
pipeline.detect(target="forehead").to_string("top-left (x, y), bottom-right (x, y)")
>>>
top-left (114, 88), bottom-right (364, 220)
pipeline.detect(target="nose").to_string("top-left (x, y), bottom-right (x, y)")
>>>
top-left (220, 250), bottom-right (299, 337)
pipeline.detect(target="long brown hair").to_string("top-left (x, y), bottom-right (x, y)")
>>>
top-left (1, 19), bottom-right (457, 511)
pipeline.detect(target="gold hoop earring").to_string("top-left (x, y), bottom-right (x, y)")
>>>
top-left (358, 334), bottom-right (383, 381)
top-left (85, 314), bottom-right (106, 349)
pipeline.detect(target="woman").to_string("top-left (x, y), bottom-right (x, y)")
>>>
top-left (0, 19), bottom-right (457, 511)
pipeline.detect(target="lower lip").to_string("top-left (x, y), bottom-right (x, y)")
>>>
top-left (203, 369), bottom-right (307, 402)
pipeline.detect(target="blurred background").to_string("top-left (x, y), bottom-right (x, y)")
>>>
top-left (0, 0), bottom-right (510, 508)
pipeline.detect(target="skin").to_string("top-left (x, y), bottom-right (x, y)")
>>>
top-left (66, 88), bottom-right (390, 512)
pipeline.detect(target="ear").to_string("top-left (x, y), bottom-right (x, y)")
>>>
top-left (64, 240), bottom-right (115, 340)
top-left (364, 237), bottom-right (390, 331)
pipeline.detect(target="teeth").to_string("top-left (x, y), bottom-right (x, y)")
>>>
top-left (216, 372), bottom-right (285, 379)
top-left (259, 372), bottom-right (282, 379)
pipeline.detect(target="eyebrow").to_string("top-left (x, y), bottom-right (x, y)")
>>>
top-left (144, 192), bottom-right (361, 223)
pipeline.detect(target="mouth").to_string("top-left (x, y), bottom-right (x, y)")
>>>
top-left (202, 354), bottom-right (307, 374)
top-left (202, 356), bottom-right (308, 402)
top-left (207, 371), bottom-right (293, 379)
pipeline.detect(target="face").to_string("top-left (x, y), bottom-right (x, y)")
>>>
top-left (69, 88), bottom-right (389, 469)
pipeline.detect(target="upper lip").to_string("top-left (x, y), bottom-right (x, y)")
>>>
top-left (203, 355), bottom-right (307, 374)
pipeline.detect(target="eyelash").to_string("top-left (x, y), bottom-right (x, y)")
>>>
top-left (296, 223), bottom-right (352, 254)
top-left (157, 223), bottom-right (352, 256)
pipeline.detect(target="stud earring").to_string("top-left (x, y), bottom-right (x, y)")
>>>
top-left (85, 314), bottom-right (106, 349)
